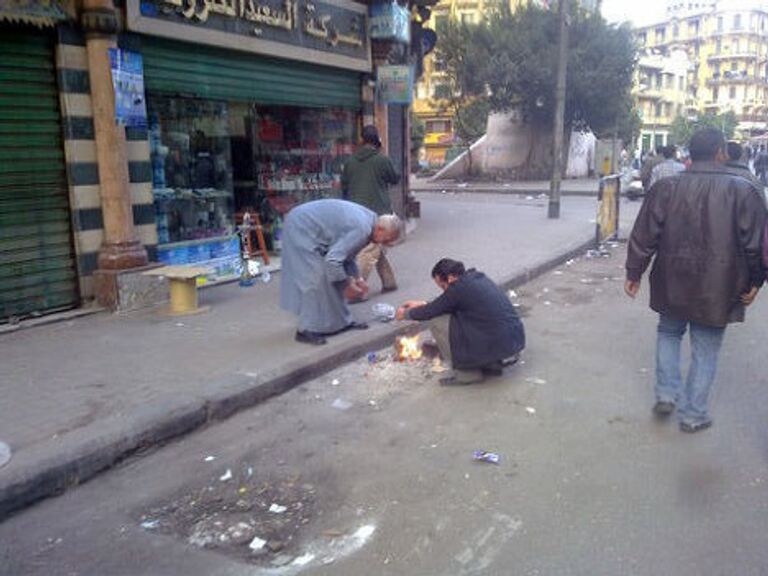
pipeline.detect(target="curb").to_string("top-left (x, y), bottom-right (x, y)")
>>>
top-left (411, 188), bottom-right (598, 197)
top-left (0, 234), bottom-right (596, 521)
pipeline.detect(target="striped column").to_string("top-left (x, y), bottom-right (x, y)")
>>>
top-left (56, 24), bottom-right (156, 299)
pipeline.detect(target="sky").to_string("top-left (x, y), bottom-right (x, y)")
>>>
top-left (600, 0), bottom-right (669, 26)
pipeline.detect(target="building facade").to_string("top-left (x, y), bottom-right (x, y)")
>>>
top-left (634, 0), bottom-right (768, 151)
top-left (0, 0), bottom-right (411, 321)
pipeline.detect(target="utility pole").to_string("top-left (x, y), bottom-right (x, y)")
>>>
top-left (548, 0), bottom-right (570, 219)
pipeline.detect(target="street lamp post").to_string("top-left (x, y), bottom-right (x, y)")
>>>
top-left (548, 0), bottom-right (570, 219)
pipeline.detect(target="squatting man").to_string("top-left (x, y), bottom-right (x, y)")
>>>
top-left (396, 258), bottom-right (526, 386)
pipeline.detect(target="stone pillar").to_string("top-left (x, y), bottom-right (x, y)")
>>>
top-left (81, 0), bottom-right (147, 272)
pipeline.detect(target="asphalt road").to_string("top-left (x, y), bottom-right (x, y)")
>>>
top-left (3, 240), bottom-right (767, 576)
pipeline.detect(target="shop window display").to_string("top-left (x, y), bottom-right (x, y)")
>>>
top-left (148, 97), bottom-right (234, 245)
top-left (148, 94), bottom-right (358, 266)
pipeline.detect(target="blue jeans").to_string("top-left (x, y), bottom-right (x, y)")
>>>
top-left (656, 314), bottom-right (726, 425)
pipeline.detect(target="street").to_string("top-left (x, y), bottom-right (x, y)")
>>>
top-left (2, 240), bottom-right (767, 576)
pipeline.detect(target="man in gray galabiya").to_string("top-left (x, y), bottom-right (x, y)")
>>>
top-left (280, 199), bottom-right (401, 345)
top-left (396, 258), bottom-right (526, 385)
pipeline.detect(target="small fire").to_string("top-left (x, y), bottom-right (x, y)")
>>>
top-left (396, 335), bottom-right (423, 361)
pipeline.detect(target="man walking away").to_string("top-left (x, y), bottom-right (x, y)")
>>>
top-left (342, 125), bottom-right (401, 297)
top-left (755, 145), bottom-right (768, 184)
top-left (648, 145), bottom-right (685, 189)
top-left (640, 146), bottom-right (665, 194)
top-left (625, 128), bottom-right (766, 433)
top-left (725, 142), bottom-right (762, 189)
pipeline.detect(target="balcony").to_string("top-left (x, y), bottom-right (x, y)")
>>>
top-left (707, 52), bottom-right (758, 62)
top-left (706, 72), bottom-right (766, 86)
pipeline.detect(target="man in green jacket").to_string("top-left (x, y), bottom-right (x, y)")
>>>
top-left (342, 125), bottom-right (401, 297)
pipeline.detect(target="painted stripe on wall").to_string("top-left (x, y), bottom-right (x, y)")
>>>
top-left (126, 126), bottom-right (148, 141)
top-left (78, 252), bottom-right (99, 276)
top-left (127, 140), bottom-right (150, 162)
top-left (74, 207), bottom-right (104, 232)
top-left (59, 93), bottom-right (93, 119)
top-left (130, 182), bottom-right (154, 205)
top-left (132, 203), bottom-right (155, 226)
top-left (128, 161), bottom-right (152, 184)
top-left (68, 185), bottom-right (101, 211)
top-left (136, 223), bottom-right (158, 246)
top-left (58, 25), bottom-right (86, 47)
top-left (58, 68), bottom-right (90, 94)
top-left (67, 162), bottom-right (99, 187)
top-left (63, 116), bottom-right (95, 141)
top-left (75, 229), bottom-right (105, 254)
top-left (56, 44), bottom-right (88, 71)
top-left (64, 140), bottom-right (97, 164)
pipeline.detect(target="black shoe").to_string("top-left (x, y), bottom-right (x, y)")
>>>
top-left (652, 400), bottom-right (676, 417)
top-left (344, 321), bottom-right (369, 331)
top-left (440, 376), bottom-right (469, 386)
top-left (381, 285), bottom-right (398, 294)
top-left (482, 362), bottom-right (504, 377)
top-left (501, 354), bottom-right (520, 367)
top-left (295, 331), bottom-right (327, 345)
top-left (680, 420), bottom-right (712, 433)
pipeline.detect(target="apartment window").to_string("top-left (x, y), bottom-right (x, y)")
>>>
top-left (639, 32), bottom-right (647, 45)
top-left (655, 103), bottom-right (662, 117)
top-left (673, 25), bottom-right (679, 38)
top-left (694, 44), bottom-right (700, 57)
top-left (665, 74), bottom-right (673, 89)
top-left (713, 87), bottom-right (719, 101)
top-left (689, 20), bottom-right (699, 36)
top-left (426, 120), bottom-right (452, 133)
top-left (654, 74), bottom-right (662, 89)
top-left (733, 14), bottom-right (742, 30)
top-left (716, 39), bottom-right (721, 54)
top-left (433, 58), bottom-right (446, 72)
top-left (434, 14), bottom-right (448, 34)
top-left (729, 86), bottom-right (736, 99)
top-left (433, 84), bottom-right (451, 99)
top-left (655, 27), bottom-right (665, 43)
top-left (678, 76), bottom-right (685, 90)
top-left (459, 12), bottom-right (475, 24)
top-left (717, 16), bottom-right (723, 32)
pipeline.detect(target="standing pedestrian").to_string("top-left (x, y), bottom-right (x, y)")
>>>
top-left (342, 125), bottom-right (401, 299)
top-left (640, 146), bottom-right (665, 194)
top-left (279, 199), bottom-right (401, 345)
top-left (724, 141), bottom-right (762, 187)
top-left (754, 145), bottom-right (768, 184)
top-left (648, 145), bottom-right (685, 189)
top-left (625, 128), bottom-right (766, 433)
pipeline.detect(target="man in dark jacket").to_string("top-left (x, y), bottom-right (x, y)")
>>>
top-left (342, 125), bottom-right (401, 297)
top-left (625, 128), bottom-right (766, 433)
top-left (396, 258), bottom-right (526, 386)
top-left (724, 141), bottom-right (762, 188)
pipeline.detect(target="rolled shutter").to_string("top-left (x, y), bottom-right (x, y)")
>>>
top-left (0, 29), bottom-right (79, 320)
top-left (142, 37), bottom-right (361, 109)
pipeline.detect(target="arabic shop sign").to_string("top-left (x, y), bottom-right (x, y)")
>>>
top-left (127, 0), bottom-right (371, 72)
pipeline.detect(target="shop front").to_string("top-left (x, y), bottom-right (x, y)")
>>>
top-left (126, 0), bottom-right (370, 280)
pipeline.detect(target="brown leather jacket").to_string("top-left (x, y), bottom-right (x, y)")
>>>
top-left (626, 161), bottom-right (767, 327)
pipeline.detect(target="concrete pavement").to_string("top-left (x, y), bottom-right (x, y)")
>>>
top-left (0, 193), bottom-right (638, 519)
top-left (409, 175), bottom-right (603, 196)
top-left (3, 239), bottom-right (767, 576)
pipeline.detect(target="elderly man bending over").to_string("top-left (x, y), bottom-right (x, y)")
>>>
top-left (280, 199), bottom-right (400, 345)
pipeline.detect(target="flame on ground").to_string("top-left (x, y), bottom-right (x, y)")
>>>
top-left (396, 335), bottom-right (423, 361)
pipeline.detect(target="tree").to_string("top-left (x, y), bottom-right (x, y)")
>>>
top-left (432, 18), bottom-right (491, 172)
top-left (435, 2), bottom-right (637, 139)
top-left (669, 111), bottom-right (738, 146)
top-left (410, 112), bottom-right (425, 172)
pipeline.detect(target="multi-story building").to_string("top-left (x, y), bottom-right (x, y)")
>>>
top-left (413, 0), bottom-right (536, 167)
top-left (634, 0), bottom-right (768, 152)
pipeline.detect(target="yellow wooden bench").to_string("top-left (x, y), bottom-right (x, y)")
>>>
top-left (143, 265), bottom-right (212, 315)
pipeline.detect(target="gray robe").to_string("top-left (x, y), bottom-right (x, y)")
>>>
top-left (279, 199), bottom-right (377, 333)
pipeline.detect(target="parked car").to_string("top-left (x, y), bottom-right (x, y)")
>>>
top-left (626, 179), bottom-right (644, 201)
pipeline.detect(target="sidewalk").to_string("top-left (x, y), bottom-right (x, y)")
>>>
top-left (0, 193), bottom-right (637, 518)
top-left (409, 175), bottom-right (602, 195)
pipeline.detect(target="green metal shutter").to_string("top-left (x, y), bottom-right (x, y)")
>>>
top-left (0, 29), bottom-right (79, 320)
top-left (142, 38), bottom-right (361, 109)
